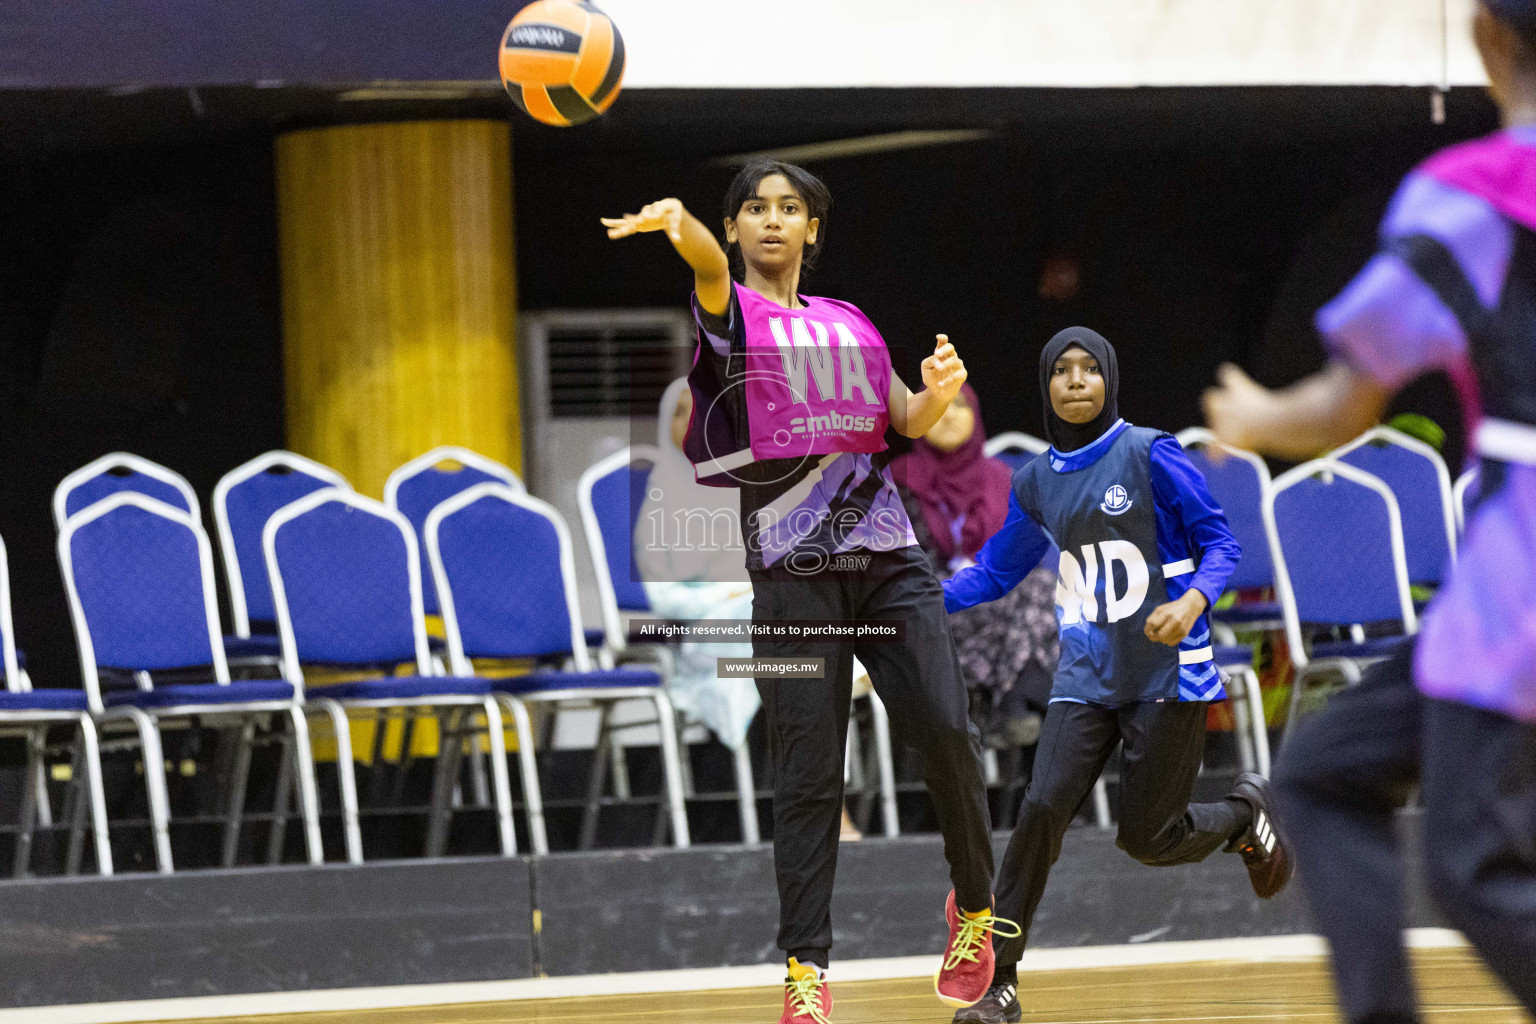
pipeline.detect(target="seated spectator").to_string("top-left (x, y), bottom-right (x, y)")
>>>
top-left (635, 378), bottom-right (759, 752)
top-left (638, 380), bottom-right (869, 840)
top-left (892, 384), bottom-right (1056, 748)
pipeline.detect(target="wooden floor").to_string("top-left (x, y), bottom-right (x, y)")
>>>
top-left (153, 948), bottom-right (1527, 1024)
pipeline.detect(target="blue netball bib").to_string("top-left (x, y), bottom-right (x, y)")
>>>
top-left (1014, 424), bottom-right (1184, 705)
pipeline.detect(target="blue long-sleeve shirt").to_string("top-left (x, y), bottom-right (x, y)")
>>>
top-left (945, 424), bottom-right (1242, 704)
top-left (946, 435), bottom-right (1239, 612)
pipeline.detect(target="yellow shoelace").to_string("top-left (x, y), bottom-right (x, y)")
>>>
top-left (787, 973), bottom-right (832, 1024)
top-left (944, 912), bottom-right (1023, 971)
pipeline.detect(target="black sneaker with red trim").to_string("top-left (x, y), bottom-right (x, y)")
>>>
top-left (952, 981), bottom-right (1023, 1022)
top-left (1226, 772), bottom-right (1294, 898)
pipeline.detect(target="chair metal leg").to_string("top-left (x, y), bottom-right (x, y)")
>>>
top-left (1286, 665), bottom-right (1308, 746)
top-left (32, 738), bottom-right (52, 830)
top-left (613, 727), bottom-right (635, 800)
top-left (220, 722), bottom-right (256, 868)
top-left (314, 699), bottom-right (363, 864)
top-left (391, 709), bottom-right (422, 806)
top-left (866, 691), bottom-right (900, 839)
top-left (123, 708), bottom-right (174, 873)
top-left (64, 731), bottom-right (87, 875)
top-left (466, 733), bottom-right (491, 808)
top-left (266, 728), bottom-right (294, 864)
top-left (982, 748), bottom-right (1001, 788)
top-left (14, 728), bottom-right (40, 878)
top-left (425, 709), bottom-right (465, 858)
top-left (845, 715), bottom-right (863, 789)
top-left (479, 697), bottom-right (518, 857)
top-left (1092, 776), bottom-right (1113, 830)
top-left (1229, 674), bottom-right (1256, 775)
top-left (1242, 667), bottom-right (1272, 777)
top-left (497, 696), bottom-right (548, 855)
top-left (76, 717), bottom-right (112, 875)
top-left (285, 706), bottom-right (324, 866)
top-left (366, 708), bottom-right (392, 805)
top-left (578, 705), bottom-right (613, 851)
top-left (650, 692), bottom-right (691, 849)
top-left (732, 739), bottom-right (759, 846)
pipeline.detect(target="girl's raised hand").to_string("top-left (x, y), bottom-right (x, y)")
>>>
top-left (601, 198), bottom-right (685, 242)
top-left (921, 334), bottom-right (968, 403)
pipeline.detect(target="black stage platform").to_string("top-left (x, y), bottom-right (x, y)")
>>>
top-left (0, 817), bottom-right (1441, 1008)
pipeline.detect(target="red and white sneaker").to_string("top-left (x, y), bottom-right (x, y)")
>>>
top-left (935, 891), bottom-right (1022, 1008)
top-left (780, 958), bottom-right (833, 1024)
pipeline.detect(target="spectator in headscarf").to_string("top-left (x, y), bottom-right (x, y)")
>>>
top-left (893, 384), bottom-right (1056, 747)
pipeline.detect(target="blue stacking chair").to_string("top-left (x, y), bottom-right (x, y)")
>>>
top-left (383, 446), bottom-right (524, 616)
top-left (577, 445), bottom-right (659, 655)
top-left (0, 533), bottom-right (112, 875)
top-left (579, 445), bottom-right (770, 840)
top-left (58, 493), bottom-right (323, 873)
top-left (1453, 466), bottom-right (1480, 536)
top-left (983, 431), bottom-right (1049, 473)
top-left (1177, 428), bottom-right (1281, 630)
top-left (1175, 430), bottom-right (1276, 776)
top-left (1331, 427), bottom-right (1457, 586)
top-left (213, 451), bottom-right (351, 663)
top-left (428, 482), bottom-right (691, 852)
top-left (54, 452), bottom-right (199, 531)
top-left (263, 488), bottom-right (518, 863)
top-left (1264, 460), bottom-right (1418, 739)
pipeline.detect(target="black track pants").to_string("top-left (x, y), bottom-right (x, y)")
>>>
top-left (1274, 639), bottom-right (1536, 1023)
top-left (992, 698), bottom-right (1246, 966)
top-left (750, 546), bottom-right (995, 964)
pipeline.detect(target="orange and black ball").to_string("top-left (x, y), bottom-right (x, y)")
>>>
top-left (499, 1), bottom-right (626, 127)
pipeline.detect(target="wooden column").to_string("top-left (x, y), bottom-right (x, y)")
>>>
top-left (275, 120), bottom-right (520, 498)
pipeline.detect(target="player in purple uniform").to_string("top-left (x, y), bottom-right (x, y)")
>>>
top-left (1204, 2), bottom-right (1536, 1018)
top-left (604, 162), bottom-right (1013, 1024)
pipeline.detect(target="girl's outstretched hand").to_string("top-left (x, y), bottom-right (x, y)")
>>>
top-left (601, 198), bottom-right (684, 242)
top-left (921, 334), bottom-right (968, 403)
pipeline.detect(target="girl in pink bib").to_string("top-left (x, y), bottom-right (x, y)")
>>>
top-left (606, 161), bottom-right (1013, 1022)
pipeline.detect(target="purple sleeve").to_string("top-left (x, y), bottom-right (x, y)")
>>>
top-left (1148, 437), bottom-right (1239, 610)
top-left (691, 286), bottom-right (739, 357)
top-left (1316, 172), bottom-right (1510, 388)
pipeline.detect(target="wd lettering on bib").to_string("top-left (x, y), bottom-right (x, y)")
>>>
top-left (1014, 425), bottom-right (1184, 704)
top-left (1057, 541), bottom-right (1150, 625)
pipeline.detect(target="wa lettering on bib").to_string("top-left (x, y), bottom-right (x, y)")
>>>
top-left (741, 284), bottom-right (891, 463)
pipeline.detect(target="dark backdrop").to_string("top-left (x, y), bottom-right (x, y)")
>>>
top-left (0, 84), bottom-right (1500, 690)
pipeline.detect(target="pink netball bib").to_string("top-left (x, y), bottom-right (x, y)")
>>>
top-left (736, 283), bottom-right (892, 462)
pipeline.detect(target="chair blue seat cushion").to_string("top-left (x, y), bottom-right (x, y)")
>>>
top-left (1213, 644), bottom-right (1255, 667)
top-left (0, 689), bottom-right (90, 711)
top-left (1213, 602), bottom-right (1283, 624)
top-left (223, 635), bottom-right (283, 659)
top-left (584, 628), bottom-right (606, 648)
top-left (1310, 637), bottom-right (1407, 661)
top-left (310, 675), bottom-right (492, 701)
top-left (495, 667), bottom-right (661, 695)
top-left (104, 680), bottom-right (296, 708)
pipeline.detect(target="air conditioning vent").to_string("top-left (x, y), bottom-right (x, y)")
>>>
top-left (545, 323), bottom-right (690, 419)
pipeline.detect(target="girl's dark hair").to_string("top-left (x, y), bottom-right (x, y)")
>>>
top-left (722, 160), bottom-right (832, 280)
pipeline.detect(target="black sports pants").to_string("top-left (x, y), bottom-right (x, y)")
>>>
top-left (750, 545), bottom-right (995, 965)
top-left (1274, 639), bottom-right (1536, 1023)
top-left (993, 698), bottom-right (1245, 966)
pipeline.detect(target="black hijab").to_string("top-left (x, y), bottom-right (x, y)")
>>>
top-left (1038, 326), bottom-right (1120, 452)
